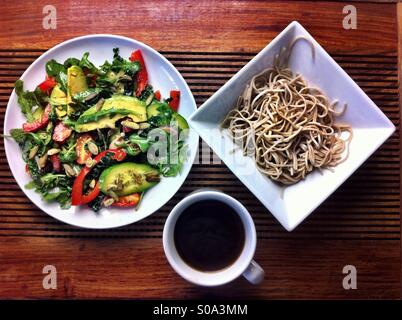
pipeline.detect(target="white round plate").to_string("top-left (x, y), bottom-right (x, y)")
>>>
top-left (3, 34), bottom-right (198, 229)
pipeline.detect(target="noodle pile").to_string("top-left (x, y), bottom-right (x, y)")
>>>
top-left (222, 38), bottom-right (352, 185)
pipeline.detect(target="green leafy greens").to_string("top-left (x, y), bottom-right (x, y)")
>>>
top-left (45, 60), bottom-right (68, 92)
top-left (15, 80), bottom-right (48, 122)
top-left (26, 173), bottom-right (73, 209)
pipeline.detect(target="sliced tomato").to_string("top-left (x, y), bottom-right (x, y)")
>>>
top-left (76, 134), bottom-right (93, 165)
top-left (50, 154), bottom-right (61, 172)
top-left (22, 104), bottom-right (51, 133)
top-left (112, 193), bottom-right (141, 207)
top-left (52, 122), bottom-right (72, 143)
top-left (168, 90), bottom-right (180, 111)
top-left (154, 90), bottom-right (161, 101)
top-left (129, 50), bottom-right (148, 97)
top-left (38, 76), bottom-right (57, 95)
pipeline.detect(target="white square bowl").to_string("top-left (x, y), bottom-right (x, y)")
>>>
top-left (188, 21), bottom-right (395, 231)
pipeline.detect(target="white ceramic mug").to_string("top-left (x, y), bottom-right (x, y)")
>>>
top-left (163, 189), bottom-right (264, 286)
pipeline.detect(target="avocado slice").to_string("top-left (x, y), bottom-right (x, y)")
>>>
top-left (75, 115), bottom-right (121, 132)
top-left (102, 96), bottom-right (147, 122)
top-left (172, 112), bottom-right (189, 130)
top-left (32, 106), bottom-right (44, 120)
top-left (67, 65), bottom-right (88, 106)
top-left (147, 101), bottom-right (162, 118)
top-left (49, 84), bottom-right (68, 118)
top-left (99, 162), bottom-right (160, 196)
top-left (75, 96), bottom-right (148, 132)
top-left (50, 84), bottom-right (67, 105)
top-left (55, 106), bottom-right (67, 118)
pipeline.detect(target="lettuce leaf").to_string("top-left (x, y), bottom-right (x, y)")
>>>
top-left (45, 59), bottom-right (68, 92)
top-left (15, 80), bottom-right (48, 122)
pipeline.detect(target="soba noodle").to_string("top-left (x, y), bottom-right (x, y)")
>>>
top-left (222, 37), bottom-right (352, 185)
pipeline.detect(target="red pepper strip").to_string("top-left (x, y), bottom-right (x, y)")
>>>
top-left (37, 76), bottom-right (57, 95)
top-left (22, 104), bottom-right (51, 132)
top-left (95, 148), bottom-right (126, 162)
top-left (81, 182), bottom-right (101, 204)
top-left (52, 121), bottom-right (72, 144)
top-left (154, 90), bottom-right (161, 101)
top-left (25, 164), bottom-right (30, 174)
top-left (112, 193), bottom-right (141, 207)
top-left (71, 167), bottom-right (91, 206)
top-left (129, 50), bottom-right (148, 97)
top-left (168, 90), bottom-right (180, 112)
top-left (71, 149), bottom-right (127, 206)
top-left (50, 154), bottom-right (61, 172)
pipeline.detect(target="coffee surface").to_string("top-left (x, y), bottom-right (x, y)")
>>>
top-left (174, 200), bottom-right (245, 272)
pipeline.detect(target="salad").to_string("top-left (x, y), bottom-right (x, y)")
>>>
top-left (7, 48), bottom-right (189, 212)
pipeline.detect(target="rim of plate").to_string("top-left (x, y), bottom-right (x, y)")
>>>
top-left (3, 34), bottom-right (198, 229)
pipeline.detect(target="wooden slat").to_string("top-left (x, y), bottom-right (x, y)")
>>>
top-left (0, 152), bottom-right (399, 238)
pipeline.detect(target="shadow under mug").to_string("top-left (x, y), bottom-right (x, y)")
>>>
top-left (163, 189), bottom-right (264, 287)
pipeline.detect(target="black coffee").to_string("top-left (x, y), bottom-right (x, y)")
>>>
top-left (173, 200), bottom-right (245, 272)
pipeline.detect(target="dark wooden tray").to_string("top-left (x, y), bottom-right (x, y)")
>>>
top-left (0, 0), bottom-right (400, 299)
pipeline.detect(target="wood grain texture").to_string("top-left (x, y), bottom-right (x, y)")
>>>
top-left (0, 237), bottom-right (399, 299)
top-left (0, 1), bottom-right (397, 54)
top-left (0, 0), bottom-right (400, 299)
top-left (397, 1), bottom-right (402, 298)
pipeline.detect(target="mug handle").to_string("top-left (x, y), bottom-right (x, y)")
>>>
top-left (242, 260), bottom-right (265, 285)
